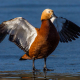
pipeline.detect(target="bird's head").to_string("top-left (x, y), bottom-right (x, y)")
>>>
top-left (41, 9), bottom-right (56, 21)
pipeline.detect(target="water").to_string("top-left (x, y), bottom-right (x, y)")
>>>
top-left (0, 0), bottom-right (80, 79)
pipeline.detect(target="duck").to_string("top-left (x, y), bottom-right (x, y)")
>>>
top-left (0, 9), bottom-right (80, 71)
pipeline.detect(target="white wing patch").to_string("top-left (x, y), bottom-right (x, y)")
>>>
top-left (50, 17), bottom-right (66, 32)
top-left (1, 17), bottom-right (37, 51)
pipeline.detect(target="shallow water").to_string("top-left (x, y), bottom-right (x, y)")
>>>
top-left (0, 0), bottom-right (80, 79)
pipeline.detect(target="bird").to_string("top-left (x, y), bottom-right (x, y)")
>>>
top-left (0, 9), bottom-right (80, 71)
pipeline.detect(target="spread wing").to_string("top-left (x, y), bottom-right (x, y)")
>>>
top-left (0, 17), bottom-right (37, 52)
top-left (51, 17), bottom-right (80, 42)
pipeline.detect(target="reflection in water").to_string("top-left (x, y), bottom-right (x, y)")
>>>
top-left (32, 71), bottom-right (47, 80)
top-left (0, 70), bottom-right (80, 80)
top-left (32, 71), bottom-right (37, 80)
top-left (21, 71), bottom-right (57, 80)
top-left (43, 70), bottom-right (46, 78)
top-left (21, 71), bottom-right (47, 80)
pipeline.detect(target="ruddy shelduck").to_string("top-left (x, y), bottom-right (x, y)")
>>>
top-left (0, 9), bottom-right (80, 71)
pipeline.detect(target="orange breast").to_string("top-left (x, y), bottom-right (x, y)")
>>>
top-left (29, 20), bottom-right (60, 59)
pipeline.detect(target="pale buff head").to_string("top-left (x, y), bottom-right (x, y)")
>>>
top-left (41, 9), bottom-right (54, 21)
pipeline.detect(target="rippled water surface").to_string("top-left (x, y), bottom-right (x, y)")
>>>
top-left (0, 0), bottom-right (80, 80)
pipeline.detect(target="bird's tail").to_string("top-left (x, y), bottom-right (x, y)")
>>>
top-left (0, 23), bottom-right (7, 43)
top-left (19, 53), bottom-right (31, 60)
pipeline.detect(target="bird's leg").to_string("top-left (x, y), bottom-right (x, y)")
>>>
top-left (43, 58), bottom-right (48, 71)
top-left (32, 57), bottom-right (39, 72)
top-left (32, 57), bottom-right (35, 72)
top-left (43, 58), bottom-right (53, 71)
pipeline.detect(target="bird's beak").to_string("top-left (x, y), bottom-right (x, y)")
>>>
top-left (51, 13), bottom-right (57, 18)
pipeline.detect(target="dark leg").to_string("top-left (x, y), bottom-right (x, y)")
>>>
top-left (33, 57), bottom-right (35, 72)
top-left (43, 58), bottom-right (48, 71)
top-left (32, 57), bottom-right (39, 72)
top-left (43, 58), bottom-right (53, 71)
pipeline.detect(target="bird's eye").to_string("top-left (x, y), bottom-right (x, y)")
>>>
top-left (47, 10), bottom-right (51, 13)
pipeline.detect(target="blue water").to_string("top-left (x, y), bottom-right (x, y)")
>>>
top-left (0, 0), bottom-right (80, 79)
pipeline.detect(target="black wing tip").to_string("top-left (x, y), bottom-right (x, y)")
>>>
top-left (59, 18), bottom-right (80, 43)
top-left (60, 39), bottom-right (72, 43)
top-left (0, 23), bottom-right (7, 42)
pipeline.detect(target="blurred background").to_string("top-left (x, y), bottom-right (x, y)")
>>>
top-left (0, 0), bottom-right (80, 79)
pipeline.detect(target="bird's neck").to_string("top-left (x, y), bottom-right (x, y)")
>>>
top-left (40, 19), bottom-right (57, 36)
